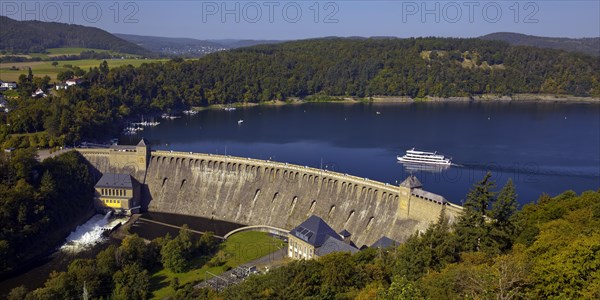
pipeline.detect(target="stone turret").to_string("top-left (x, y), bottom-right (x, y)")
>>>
top-left (398, 175), bottom-right (422, 218)
top-left (136, 138), bottom-right (150, 168)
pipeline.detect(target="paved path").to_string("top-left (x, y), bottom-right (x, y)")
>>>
top-left (36, 148), bottom-right (72, 161)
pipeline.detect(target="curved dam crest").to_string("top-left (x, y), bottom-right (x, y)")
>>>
top-left (77, 146), bottom-right (462, 247)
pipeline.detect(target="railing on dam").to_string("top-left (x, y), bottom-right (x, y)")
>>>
top-left (152, 150), bottom-right (401, 195)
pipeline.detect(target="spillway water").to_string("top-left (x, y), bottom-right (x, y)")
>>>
top-left (60, 212), bottom-right (128, 252)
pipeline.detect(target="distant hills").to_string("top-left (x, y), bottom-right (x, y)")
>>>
top-left (1, 15), bottom-right (597, 58)
top-left (119, 32), bottom-right (598, 57)
top-left (115, 33), bottom-right (282, 56)
top-left (0, 16), bottom-right (151, 55)
top-left (480, 32), bottom-right (599, 56)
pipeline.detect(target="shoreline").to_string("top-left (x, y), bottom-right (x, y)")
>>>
top-left (369, 94), bottom-right (600, 103)
top-left (193, 94), bottom-right (600, 110)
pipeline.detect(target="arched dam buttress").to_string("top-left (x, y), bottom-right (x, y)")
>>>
top-left (77, 147), bottom-right (462, 247)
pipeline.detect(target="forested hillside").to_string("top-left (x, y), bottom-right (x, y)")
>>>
top-left (104, 37), bottom-right (600, 109)
top-left (481, 32), bottom-right (600, 56)
top-left (0, 16), bottom-right (150, 55)
top-left (2, 38), bottom-right (599, 148)
top-left (0, 151), bottom-right (95, 275)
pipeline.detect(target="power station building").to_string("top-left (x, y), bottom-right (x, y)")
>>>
top-left (94, 173), bottom-right (141, 215)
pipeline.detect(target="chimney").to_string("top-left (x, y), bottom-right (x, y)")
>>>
top-left (339, 229), bottom-right (352, 244)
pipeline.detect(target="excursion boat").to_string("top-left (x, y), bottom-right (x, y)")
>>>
top-left (397, 148), bottom-right (451, 165)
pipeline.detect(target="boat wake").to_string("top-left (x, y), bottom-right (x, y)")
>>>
top-left (455, 162), bottom-right (599, 178)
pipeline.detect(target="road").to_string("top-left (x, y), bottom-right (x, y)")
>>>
top-left (36, 148), bottom-right (73, 161)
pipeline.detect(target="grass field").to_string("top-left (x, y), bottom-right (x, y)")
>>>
top-left (1, 47), bottom-right (124, 60)
top-left (150, 231), bottom-right (286, 299)
top-left (0, 58), bottom-right (168, 82)
top-left (46, 47), bottom-right (109, 55)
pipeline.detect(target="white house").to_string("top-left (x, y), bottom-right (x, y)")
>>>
top-left (55, 83), bottom-right (68, 90)
top-left (0, 81), bottom-right (17, 90)
top-left (31, 88), bottom-right (47, 98)
top-left (65, 78), bottom-right (83, 86)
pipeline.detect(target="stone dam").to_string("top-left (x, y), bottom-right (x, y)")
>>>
top-left (77, 143), bottom-right (462, 247)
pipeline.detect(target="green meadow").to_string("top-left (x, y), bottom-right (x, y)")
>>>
top-left (0, 58), bottom-right (168, 82)
top-left (150, 231), bottom-right (286, 299)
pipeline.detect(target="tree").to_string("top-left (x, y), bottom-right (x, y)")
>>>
top-left (455, 172), bottom-right (496, 253)
top-left (491, 179), bottom-right (518, 252)
top-left (161, 238), bottom-right (188, 272)
top-left (112, 263), bottom-right (150, 300)
top-left (117, 234), bottom-right (149, 268)
top-left (394, 212), bottom-right (459, 281)
top-left (7, 285), bottom-right (28, 300)
top-left (319, 252), bottom-right (359, 295)
top-left (160, 228), bottom-right (193, 273)
top-left (380, 276), bottom-right (423, 299)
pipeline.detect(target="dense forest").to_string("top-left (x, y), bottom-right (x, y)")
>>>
top-left (1, 37), bottom-right (599, 148)
top-left (0, 16), bottom-right (150, 55)
top-left (7, 173), bottom-right (600, 299)
top-left (0, 150), bottom-right (95, 276)
top-left (481, 32), bottom-right (600, 57)
top-left (107, 38), bottom-right (600, 107)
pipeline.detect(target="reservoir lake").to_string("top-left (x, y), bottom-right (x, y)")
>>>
top-left (122, 101), bottom-right (600, 206)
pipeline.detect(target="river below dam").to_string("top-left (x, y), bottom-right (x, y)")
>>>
top-left (123, 101), bottom-right (600, 206)
top-left (0, 212), bottom-right (240, 296)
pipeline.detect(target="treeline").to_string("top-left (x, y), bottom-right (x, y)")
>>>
top-left (0, 16), bottom-right (150, 55)
top-left (0, 50), bottom-right (134, 63)
top-left (7, 226), bottom-right (219, 300)
top-left (0, 150), bottom-right (95, 275)
top-left (104, 37), bottom-right (599, 109)
top-left (2, 38), bottom-right (600, 148)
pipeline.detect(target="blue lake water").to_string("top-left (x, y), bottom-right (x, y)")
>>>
top-left (122, 101), bottom-right (600, 206)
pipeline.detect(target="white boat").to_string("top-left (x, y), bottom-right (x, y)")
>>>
top-left (161, 113), bottom-right (181, 120)
top-left (224, 106), bottom-right (237, 111)
top-left (183, 110), bottom-right (198, 115)
top-left (397, 148), bottom-right (451, 165)
top-left (237, 119), bottom-right (244, 124)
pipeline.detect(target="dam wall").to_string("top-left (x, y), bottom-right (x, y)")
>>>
top-left (78, 147), bottom-right (462, 247)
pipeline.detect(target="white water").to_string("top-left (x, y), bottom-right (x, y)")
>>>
top-left (60, 212), bottom-right (129, 252)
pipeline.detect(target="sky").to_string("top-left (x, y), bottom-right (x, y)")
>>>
top-left (1, 1), bottom-right (599, 40)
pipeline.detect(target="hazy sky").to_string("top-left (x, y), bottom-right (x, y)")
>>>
top-left (2, 1), bottom-right (599, 39)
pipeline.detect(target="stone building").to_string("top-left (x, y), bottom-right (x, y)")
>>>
top-left (95, 173), bottom-right (141, 215)
top-left (288, 215), bottom-right (358, 260)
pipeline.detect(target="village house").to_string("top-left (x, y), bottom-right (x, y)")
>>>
top-left (65, 78), bottom-right (83, 86)
top-left (31, 88), bottom-right (47, 98)
top-left (55, 83), bottom-right (68, 90)
top-left (0, 81), bottom-right (17, 91)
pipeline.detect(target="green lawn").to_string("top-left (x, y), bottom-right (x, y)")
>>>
top-left (150, 231), bottom-right (286, 299)
top-left (0, 58), bottom-right (168, 82)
